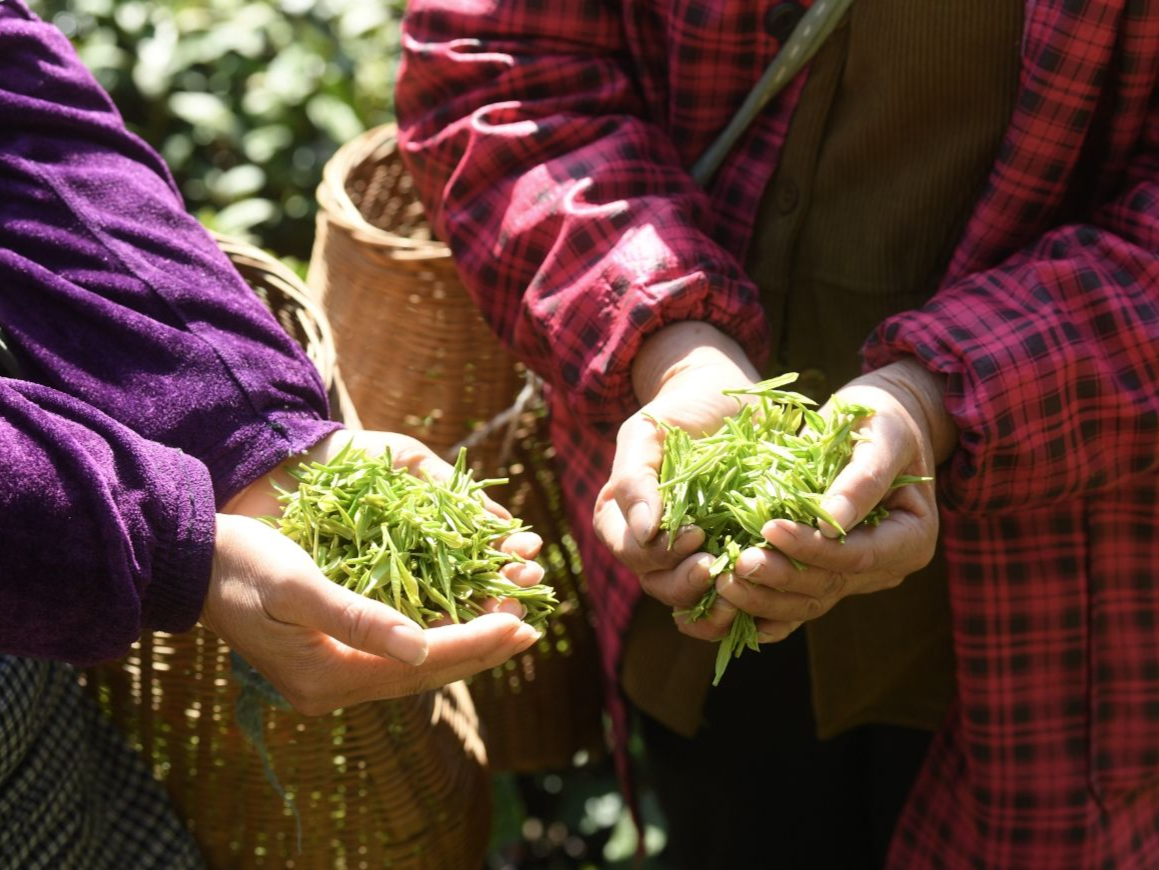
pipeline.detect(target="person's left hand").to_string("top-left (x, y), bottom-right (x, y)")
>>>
top-left (711, 357), bottom-right (958, 643)
top-left (225, 428), bottom-right (545, 609)
top-left (201, 427), bottom-right (547, 714)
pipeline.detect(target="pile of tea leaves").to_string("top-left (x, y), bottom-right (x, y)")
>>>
top-left (655, 373), bottom-right (926, 685)
top-left (271, 442), bottom-right (558, 630)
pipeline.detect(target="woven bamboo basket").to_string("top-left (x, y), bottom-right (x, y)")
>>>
top-left (85, 237), bottom-right (492, 869)
top-left (308, 125), bottom-right (605, 773)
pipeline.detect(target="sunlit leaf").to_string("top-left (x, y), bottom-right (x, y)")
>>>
top-left (212, 196), bottom-right (278, 233)
top-left (210, 164), bottom-right (267, 203)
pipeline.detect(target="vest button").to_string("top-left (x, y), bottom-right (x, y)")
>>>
top-left (775, 178), bottom-right (800, 214)
top-left (765, 2), bottom-right (804, 43)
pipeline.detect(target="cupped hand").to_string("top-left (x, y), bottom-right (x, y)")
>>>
top-left (204, 428), bottom-right (546, 715)
top-left (226, 428), bottom-right (546, 593)
top-left (714, 357), bottom-right (957, 642)
top-left (593, 321), bottom-right (761, 639)
top-left (202, 514), bottom-right (541, 715)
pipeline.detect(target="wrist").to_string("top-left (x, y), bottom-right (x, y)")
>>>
top-left (632, 322), bottom-right (760, 405)
top-left (878, 357), bottom-right (958, 466)
top-left (221, 428), bottom-right (349, 517)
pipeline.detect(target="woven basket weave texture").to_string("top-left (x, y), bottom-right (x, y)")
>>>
top-left (308, 125), bottom-right (605, 774)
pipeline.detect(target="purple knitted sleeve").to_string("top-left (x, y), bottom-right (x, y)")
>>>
top-left (0, 0), bottom-right (341, 660)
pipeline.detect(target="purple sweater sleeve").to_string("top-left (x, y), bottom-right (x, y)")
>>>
top-left (0, 1), bottom-right (342, 662)
top-left (0, 0), bottom-right (340, 504)
top-left (0, 380), bottom-right (217, 665)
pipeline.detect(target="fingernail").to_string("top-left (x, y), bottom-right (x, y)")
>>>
top-left (714, 597), bottom-right (737, 616)
top-left (674, 527), bottom-right (704, 556)
top-left (516, 625), bottom-right (543, 646)
top-left (502, 531), bottom-right (540, 553)
top-left (498, 598), bottom-right (527, 618)
top-left (389, 625), bottom-right (428, 666)
top-left (690, 555), bottom-right (715, 586)
top-left (737, 555), bottom-right (764, 580)
top-left (762, 519), bottom-right (794, 540)
top-left (627, 501), bottom-right (655, 546)
top-left (819, 494), bottom-right (855, 538)
top-left (507, 561), bottom-right (544, 587)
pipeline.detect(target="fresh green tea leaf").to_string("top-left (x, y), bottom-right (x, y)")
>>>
top-left (270, 446), bottom-right (558, 630)
top-left (656, 373), bottom-right (931, 684)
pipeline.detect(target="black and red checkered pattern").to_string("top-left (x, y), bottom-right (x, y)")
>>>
top-left (396, 1), bottom-right (1159, 864)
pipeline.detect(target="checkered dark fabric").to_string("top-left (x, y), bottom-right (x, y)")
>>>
top-left (0, 656), bottom-right (203, 870)
top-left (396, 1), bottom-right (1159, 864)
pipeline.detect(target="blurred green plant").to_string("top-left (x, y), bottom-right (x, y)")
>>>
top-left (29, 0), bottom-right (404, 260)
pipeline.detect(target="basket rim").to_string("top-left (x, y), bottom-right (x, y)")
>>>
top-left (317, 123), bottom-right (452, 260)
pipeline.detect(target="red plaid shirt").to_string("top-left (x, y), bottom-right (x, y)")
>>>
top-left (396, 1), bottom-right (1159, 865)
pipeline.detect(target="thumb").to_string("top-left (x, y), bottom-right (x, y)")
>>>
top-left (611, 413), bottom-right (666, 546)
top-left (818, 429), bottom-right (905, 538)
top-left (271, 558), bottom-right (430, 666)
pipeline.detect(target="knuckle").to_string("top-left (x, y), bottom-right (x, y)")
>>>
top-left (595, 480), bottom-right (616, 506)
top-left (864, 463), bottom-right (894, 493)
top-left (616, 413), bottom-right (649, 448)
top-left (339, 600), bottom-right (374, 650)
top-left (881, 572), bottom-right (906, 591)
top-left (821, 570), bottom-right (846, 598)
top-left (258, 578), bottom-right (291, 620)
top-left (804, 595), bottom-right (827, 618)
top-left (282, 683), bottom-right (333, 717)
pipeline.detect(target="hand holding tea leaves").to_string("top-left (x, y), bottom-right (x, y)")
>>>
top-left (271, 440), bottom-right (558, 632)
top-left (594, 322), bottom-right (763, 640)
top-left (596, 322), bottom-right (955, 684)
top-left (654, 365), bottom-right (941, 682)
top-left (202, 430), bottom-right (546, 716)
top-left (713, 359), bottom-right (956, 665)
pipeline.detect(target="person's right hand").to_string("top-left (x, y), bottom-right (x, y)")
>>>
top-left (592, 321), bottom-right (761, 640)
top-left (201, 513), bottom-right (542, 716)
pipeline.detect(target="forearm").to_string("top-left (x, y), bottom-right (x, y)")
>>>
top-left (398, 3), bottom-right (769, 432)
top-left (0, 6), bottom-right (339, 503)
top-left (865, 217), bottom-right (1159, 513)
top-left (0, 381), bottom-right (217, 665)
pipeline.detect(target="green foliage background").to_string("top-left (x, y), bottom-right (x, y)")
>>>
top-left (29, 0), bottom-right (405, 262)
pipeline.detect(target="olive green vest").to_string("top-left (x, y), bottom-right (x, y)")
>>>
top-left (622, 0), bottom-right (1023, 739)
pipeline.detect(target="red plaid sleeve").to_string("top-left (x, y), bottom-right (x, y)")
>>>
top-left (395, 0), bottom-right (769, 432)
top-left (864, 99), bottom-right (1159, 516)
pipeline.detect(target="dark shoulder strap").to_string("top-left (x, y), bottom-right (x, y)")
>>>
top-left (690, 0), bottom-right (855, 185)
